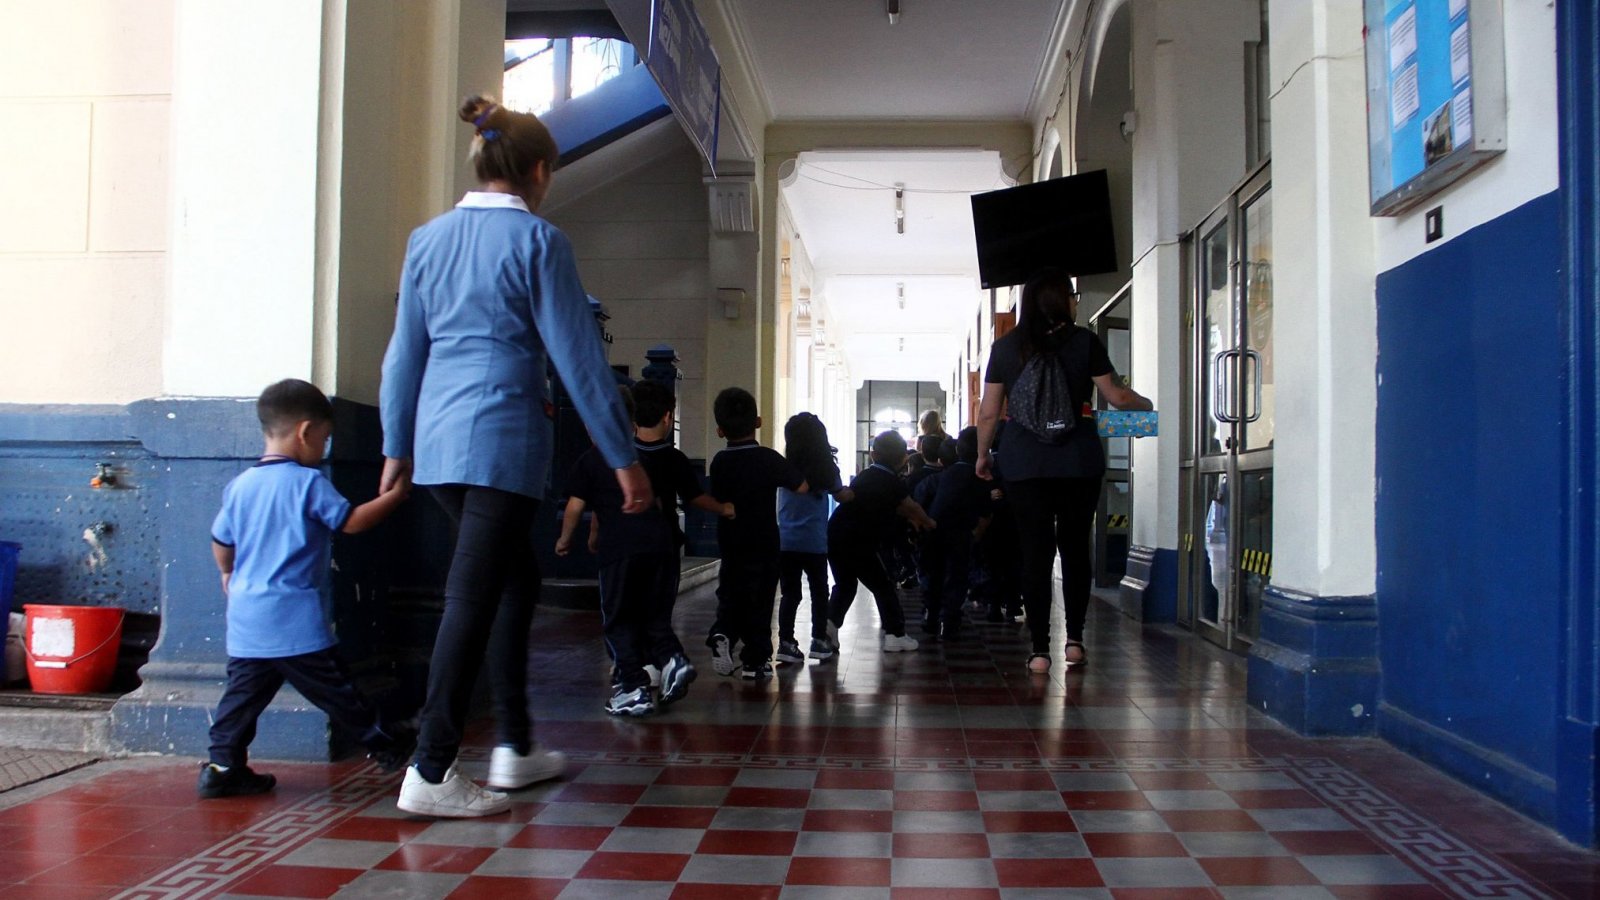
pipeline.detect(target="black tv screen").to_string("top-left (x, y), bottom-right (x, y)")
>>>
top-left (970, 169), bottom-right (1118, 289)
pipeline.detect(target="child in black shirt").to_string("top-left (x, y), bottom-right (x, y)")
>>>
top-left (558, 385), bottom-right (731, 716)
top-left (708, 388), bottom-right (807, 678)
top-left (630, 381), bottom-right (734, 704)
top-left (922, 427), bottom-right (993, 641)
top-left (826, 430), bottom-right (935, 652)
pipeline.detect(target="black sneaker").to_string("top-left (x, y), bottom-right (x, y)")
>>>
top-left (740, 663), bottom-right (774, 679)
top-left (197, 762), bottom-right (276, 799)
top-left (659, 653), bottom-right (697, 706)
top-left (606, 685), bottom-right (656, 717)
top-left (367, 724), bottom-right (417, 774)
top-left (775, 640), bottom-right (805, 664)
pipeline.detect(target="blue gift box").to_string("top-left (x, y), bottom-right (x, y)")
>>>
top-left (1096, 410), bottom-right (1159, 437)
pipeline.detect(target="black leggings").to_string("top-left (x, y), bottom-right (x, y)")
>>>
top-left (1007, 476), bottom-right (1101, 652)
top-left (413, 485), bottom-right (540, 777)
top-left (778, 551), bottom-right (829, 644)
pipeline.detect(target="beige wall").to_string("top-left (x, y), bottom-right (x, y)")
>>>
top-left (328, 0), bottom-right (504, 404)
top-left (547, 138), bottom-right (714, 461)
top-left (0, 0), bottom-right (172, 403)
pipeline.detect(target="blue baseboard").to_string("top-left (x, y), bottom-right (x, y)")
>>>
top-left (1247, 587), bottom-right (1378, 736)
top-left (1118, 545), bottom-right (1177, 624)
top-left (1379, 700), bottom-right (1558, 825)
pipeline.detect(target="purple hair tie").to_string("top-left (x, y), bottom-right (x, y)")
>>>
top-left (480, 128), bottom-right (500, 141)
top-left (472, 107), bottom-right (495, 128)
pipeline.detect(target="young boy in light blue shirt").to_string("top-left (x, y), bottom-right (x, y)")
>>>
top-left (202, 379), bottom-right (413, 799)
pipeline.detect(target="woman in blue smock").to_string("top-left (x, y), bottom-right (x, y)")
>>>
top-left (380, 96), bottom-right (649, 818)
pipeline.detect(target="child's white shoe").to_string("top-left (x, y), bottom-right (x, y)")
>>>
top-left (883, 633), bottom-right (919, 652)
top-left (486, 744), bottom-right (567, 790)
top-left (397, 766), bottom-right (510, 817)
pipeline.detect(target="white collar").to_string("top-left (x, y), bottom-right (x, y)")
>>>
top-left (456, 191), bottom-right (531, 213)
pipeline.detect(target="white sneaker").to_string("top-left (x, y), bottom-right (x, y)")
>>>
top-left (397, 765), bottom-right (509, 818)
top-left (883, 633), bottom-right (919, 652)
top-left (710, 633), bottom-right (736, 676)
top-left (486, 744), bottom-right (567, 790)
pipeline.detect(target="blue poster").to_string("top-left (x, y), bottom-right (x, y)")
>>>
top-left (646, 0), bottom-right (721, 173)
top-left (1366, 0), bottom-right (1473, 207)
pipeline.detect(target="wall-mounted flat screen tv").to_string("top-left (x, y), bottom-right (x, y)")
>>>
top-left (970, 169), bottom-right (1117, 289)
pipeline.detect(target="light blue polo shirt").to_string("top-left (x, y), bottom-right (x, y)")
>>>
top-left (211, 459), bottom-right (350, 659)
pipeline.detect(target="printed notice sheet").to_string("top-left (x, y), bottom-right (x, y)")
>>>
top-left (1391, 62), bottom-right (1420, 127)
top-left (1389, 5), bottom-right (1418, 71)
top-left (1450, 22), bottom-right (1471, 85)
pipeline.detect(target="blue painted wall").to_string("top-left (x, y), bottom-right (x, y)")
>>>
top-left (1375, 191), bottom-right (1565, 816)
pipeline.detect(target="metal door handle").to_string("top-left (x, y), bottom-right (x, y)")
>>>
top-left (1243, 349), bottom-right (1263, 424)
top-left (1210, 352), bottom-right (1236, 424)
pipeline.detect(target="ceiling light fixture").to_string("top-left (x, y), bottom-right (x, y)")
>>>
top-left (894, 184), bottom-right (905, 234)
top-left (886, 0), bottom-right (901, 25)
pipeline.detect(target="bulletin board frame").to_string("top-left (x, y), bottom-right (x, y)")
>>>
top-left (1364, 0), bottom-right (1506, 217)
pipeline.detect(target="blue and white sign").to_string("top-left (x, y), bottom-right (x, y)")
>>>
top-left (1364, 0), bottom-right (1503, 215)
top-left (646, 0), bottom-right (721, 173)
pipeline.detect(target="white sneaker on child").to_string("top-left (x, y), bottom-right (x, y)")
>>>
top-left (398, 766), bottom-right (510, 818)
top-left (710, 633), bottom-right (736, 676)
top-left (486, 744), bottom-right (567, 790)
top-left (883, 633), bottom-right (919, 652)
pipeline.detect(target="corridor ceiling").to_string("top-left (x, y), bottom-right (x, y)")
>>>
top-left (781, 150), bottom-right (1014, 383)
top-left (725, 0), bottom-right (1069, 120)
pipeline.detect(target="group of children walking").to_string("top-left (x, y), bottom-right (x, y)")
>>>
top-left (198, 377), bottom-right (997, 800)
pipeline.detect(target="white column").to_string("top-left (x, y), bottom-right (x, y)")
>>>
top-left (164, 0), bottom-right (326, 396)
top-left (1267, 0), bottom-right (1376, 598)
top-left (1127, 0), bottom-right (1261, 557)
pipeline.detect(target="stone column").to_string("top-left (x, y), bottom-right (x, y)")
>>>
top-left (1246, 0), bottom-right (1379, 734)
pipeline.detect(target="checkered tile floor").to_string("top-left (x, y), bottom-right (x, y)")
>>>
top-left (1, 582), bottom-right (1595, 898)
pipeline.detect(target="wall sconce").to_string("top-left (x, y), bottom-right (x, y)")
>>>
top-left (886, 0), bottom-right (901, 25)
top-left (896, 282), bottom-right (906, 309)
top-left (894, 184), bottom-right (905, 234)
top-left (1119, 111), bottom-right (1138, 141)
top-left (717, 287), bottom-right (746, 319)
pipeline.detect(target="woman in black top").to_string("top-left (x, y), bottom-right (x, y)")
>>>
top-left (975, 270), bottom-right (1152, 672)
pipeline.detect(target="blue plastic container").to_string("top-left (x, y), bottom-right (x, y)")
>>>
top-left (0, 541), bottom-right (18, 642)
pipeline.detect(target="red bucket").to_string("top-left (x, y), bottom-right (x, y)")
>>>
top-left (23, 604), bottom-right (124, 694)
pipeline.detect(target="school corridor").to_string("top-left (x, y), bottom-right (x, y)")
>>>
top-left (3, 584), bottom-right (1594, 899)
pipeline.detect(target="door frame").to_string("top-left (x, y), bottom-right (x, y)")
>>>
top-left (1182, 159), bottom-right (1273, 654)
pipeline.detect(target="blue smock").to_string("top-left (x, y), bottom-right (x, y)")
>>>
top-left (380, 192), bottom-right (636, 498)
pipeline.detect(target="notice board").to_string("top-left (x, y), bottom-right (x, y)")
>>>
top-left (1363, 0), bottom-right (1505, 216)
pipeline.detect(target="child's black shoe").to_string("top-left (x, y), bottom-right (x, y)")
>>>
top-left (197, 762), bottom-right (276, 799)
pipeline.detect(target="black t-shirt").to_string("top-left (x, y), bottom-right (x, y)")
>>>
top-left (984, 326), bottom-right (1114, 481)
top-left (927, 461), bottom-right (994, 533)
top-left (709, 440), bottom-right (804, 557)
top-left (635, 438), bottom-right (704, 547)
top-left (829, 463), bottom-right (909, 543)
top-left (566, 446), bottom-right (669, 564)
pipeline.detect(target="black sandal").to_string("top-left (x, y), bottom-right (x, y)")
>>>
top-left (1063, 641), bottom-right (1087, 667)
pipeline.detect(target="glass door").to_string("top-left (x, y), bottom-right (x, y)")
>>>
top-left (1182, 162), bottom-right (1273, 653)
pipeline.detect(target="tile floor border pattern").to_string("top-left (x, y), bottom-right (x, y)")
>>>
top-left (1287, 758), bottom-right (1550, 899)
top-left (112, 766), bottom-right (398, 900)
top-left (105, 750), bottom-right (1552, 900)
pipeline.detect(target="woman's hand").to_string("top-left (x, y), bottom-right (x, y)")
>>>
top-left (975, 455), bottom-right (994, 481)
top-left (381, 457), bottom-right (414, 495)
top-left (615, 462), bottom-right (654, 514)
